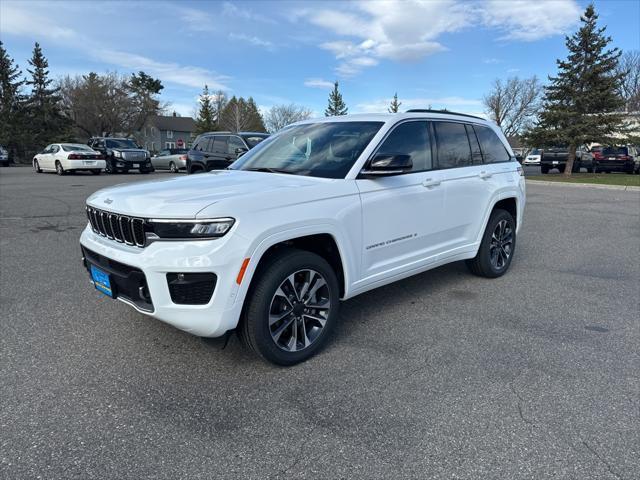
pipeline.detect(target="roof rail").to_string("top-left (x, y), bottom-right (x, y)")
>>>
top-left (405, 109), bottom-right (484, 120)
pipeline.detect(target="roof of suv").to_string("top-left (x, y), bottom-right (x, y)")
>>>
top-left (293, 111), bottom-right (493, 126)
top-left (198, 131), bottom-right (269, 136)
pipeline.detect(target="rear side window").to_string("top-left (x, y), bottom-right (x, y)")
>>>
top-left (474, 125), bottom-right (511, 163)
top-left (376, 121), bottom-right (432, 172)
top-left (194, 137), bottom-right (211, 152)
top-left (433, 122), bottom-right (472, 169)
top-left (465, 125), bottom-right (483, 165)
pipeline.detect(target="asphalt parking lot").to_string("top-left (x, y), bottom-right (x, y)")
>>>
top-left (1, 167), bottom-right (639, 479)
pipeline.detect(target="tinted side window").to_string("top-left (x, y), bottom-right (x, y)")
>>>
top-left (474, 125), bottom-right (511, 163)
top-left (375, 121), bottom-right (432, 172)
top-left (228, 136), bottom-right (245, 154)
top-left (434, 122), bottom-right (472, 168)
top-left (212, 136), bottom-right (228, 153)
top-left (465, 124), bottom-right (483, 165)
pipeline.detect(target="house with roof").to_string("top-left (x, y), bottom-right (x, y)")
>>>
top-left (138, 114), bottom-right (197, 153)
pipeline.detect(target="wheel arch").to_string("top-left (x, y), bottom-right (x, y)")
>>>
top-left (245, 232), bottom-right (348, 300)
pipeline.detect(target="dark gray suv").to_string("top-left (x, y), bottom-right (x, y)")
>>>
top-left (187, 132), bottom-right (269, 174)
top-left (88, 137), bottom-right (153, 174)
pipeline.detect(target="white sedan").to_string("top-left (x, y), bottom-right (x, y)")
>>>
top-left (523, 148), bottom-right (542, 165)
top-left (33, 143), bottom-right (106, 175)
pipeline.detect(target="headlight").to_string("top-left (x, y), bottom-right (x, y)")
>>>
top-left (113, 150), bottom-right (122, 158)
top-left (148, 217), bottom-right (235, 239)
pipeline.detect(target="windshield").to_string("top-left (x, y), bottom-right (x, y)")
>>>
top-left (232, 122), bottom-right (384, 178)
top-left (242, 134), bottom-right (269, 148)
top-left (529, 149), bottom-right (541, 155)
top-left (62, 144), bottom-right (93, 152)
top-left (106, 139), bottom-right (139, 149)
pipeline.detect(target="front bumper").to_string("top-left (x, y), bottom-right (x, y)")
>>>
top-left (79, 225), bottom-right (250, 337)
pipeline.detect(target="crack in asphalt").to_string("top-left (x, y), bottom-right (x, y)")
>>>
top-left (582, 441), bottom-right (623, 480)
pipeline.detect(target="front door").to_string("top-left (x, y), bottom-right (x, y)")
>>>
top-left (356, 120), bottom-right (446, 285)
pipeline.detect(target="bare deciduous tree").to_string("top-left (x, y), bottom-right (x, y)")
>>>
top-left (615, 50), bottom-right (640, 111)
top-left (264, 103), bottom-right (312, 133)
top-left (58, 71), bottom-right (164, 139)
top-left (483, 76), bottom-right (542, 137)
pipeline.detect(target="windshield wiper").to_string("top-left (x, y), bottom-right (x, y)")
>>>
top-left (245, 167), bottom-right (295, 175)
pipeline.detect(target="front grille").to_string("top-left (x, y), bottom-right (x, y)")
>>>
top-left (167, 273), bottom-right (217, 305)
top-left (122, 151), bottom-right (146, 161)
top-left (86, 206), bottom-right (146, 247)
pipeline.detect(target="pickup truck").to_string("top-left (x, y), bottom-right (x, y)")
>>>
top-left (540, 146), bottom-right (593, 174)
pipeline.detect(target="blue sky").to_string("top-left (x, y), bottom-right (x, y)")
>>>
top-left (1, 0), bottom-right (638, 118)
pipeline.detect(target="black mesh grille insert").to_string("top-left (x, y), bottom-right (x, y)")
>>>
top-left (166, 273), bottom-right (217, 305)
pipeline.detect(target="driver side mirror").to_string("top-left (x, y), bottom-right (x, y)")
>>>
top-left (361, 153), bottom-right (413, 176)
top-left (235, 146), bottom-right (248, 157)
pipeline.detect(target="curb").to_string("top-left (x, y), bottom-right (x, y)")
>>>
top-left (526, 179), bottom-right (640, 191)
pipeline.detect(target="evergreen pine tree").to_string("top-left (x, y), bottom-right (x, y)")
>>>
top-left (528, 4), bottom-right (625, 176)
top-left (325, 81), bottom-right (348, 116)
top-left (388, 92), bottom-right (402, 113)
top-left (0, 41), bottom-right (25, 161)
top-left (246, 97), bottom-right (267, 132)
top-left (25, 42), bottom-right (70, 154)
top-left (195, 84), bottom-right (216, 134)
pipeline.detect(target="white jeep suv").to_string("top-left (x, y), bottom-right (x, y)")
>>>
top-left (80, 111), bottom-right (525, 365)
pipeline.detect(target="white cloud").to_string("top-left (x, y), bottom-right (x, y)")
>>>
top-left (483, 58), bottom-right (502, 64)
top-left (300, 0), bottom-right (581, 77)
top-left (221, 1), bottom-right (275, 23)
top-left (229, 33), bottom-right (274, 50)
top-left (0, 3), bottom-right (76, 39)
top-left (97, 49), bottom-right (230, 90)
top-left (482, 0), bottom-right (582, 41)
top-left (355, 96), bottom-right (483, 114)
top-left (304, 78), bottom-right (335, 89)
top-left (180, 7), bottom-right (216, 32)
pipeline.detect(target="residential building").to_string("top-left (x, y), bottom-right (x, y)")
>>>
top-left (138, 114), bottom-right (196, 153)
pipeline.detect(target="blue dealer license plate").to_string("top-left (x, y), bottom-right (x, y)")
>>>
top-left (90, 264), bottom-right (113, 297)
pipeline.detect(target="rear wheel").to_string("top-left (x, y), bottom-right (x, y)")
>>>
top-left (466, 209), bottom-right (516, 278)
top-left (239, 248), bottom-right (340, 365)
top-left (55, 161), bottom-right (65, 176)
top-left (33, 159), bottom-right (42, 173)
top-left (91, 169), bottom-right (101, 175)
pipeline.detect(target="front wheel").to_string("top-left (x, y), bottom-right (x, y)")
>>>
top-left (239, 249), bottom-right (340, 365)
top-left (33, 159), bottom-right (42, 173)
top-left (169, 161), bottom-right (178, 173)
top-left (105, 159), bottom-right (115, 174)
top-left (466, 209), bottom-right (516, 278)
top-left (540, 165), bottom-right (549, 174)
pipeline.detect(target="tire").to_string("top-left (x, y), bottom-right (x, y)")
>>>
top-left (33, 159), bottom-right (42, 173)
top-left (466, 209), bottom-right (516, 278)
top-left (558, 165), bottom-right (565, 173)
top-left (91, 169), bottom-right (101, 175)
top-left (55, 161), bottom-right (65, 176)
top-left (239, 248), bottom-right (340, 366)
top-left (105, 159), bottom-right (115, 174)
top-left (540, 165), bottom-right (549, 174)
top-left (169, 161), bottom-right (178, 173)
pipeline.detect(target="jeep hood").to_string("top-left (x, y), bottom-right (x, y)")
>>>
top-left (86, 170), bottom-right (330, 218)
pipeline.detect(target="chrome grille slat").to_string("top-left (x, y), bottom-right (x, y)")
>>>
top-left (86, 206), bottom-right (145, 248)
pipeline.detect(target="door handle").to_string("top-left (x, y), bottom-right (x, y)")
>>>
top-left (422, 178), bottom-right (441, 188)
top-left (479, 171), bottom-right (493, 179)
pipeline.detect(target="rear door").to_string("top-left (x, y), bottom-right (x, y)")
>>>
top-left (433, 121), bottom-right (498, 253)
top-left (356, 120), bottom-right (446, 284)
